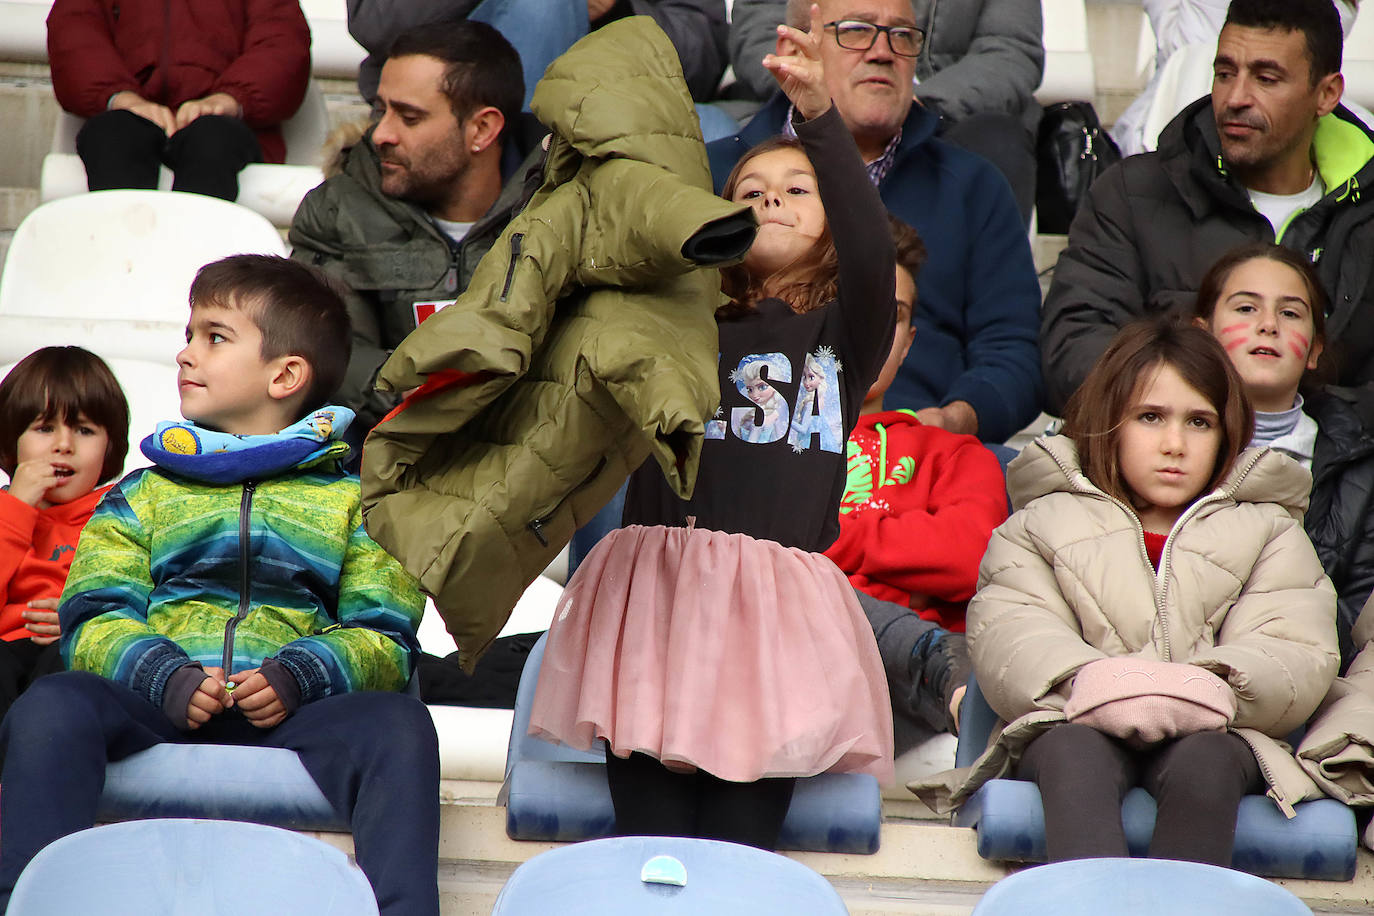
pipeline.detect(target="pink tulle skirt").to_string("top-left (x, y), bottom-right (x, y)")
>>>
top-left (529, 524), bottom-right (895, 783)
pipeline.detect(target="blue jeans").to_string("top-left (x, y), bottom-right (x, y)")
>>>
top-left (0, 672), bottom-right (440, 915)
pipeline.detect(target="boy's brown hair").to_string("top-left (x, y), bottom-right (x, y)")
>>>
top-left (889, 215), bottom-right (927, 326)
top-left (0, 347), bottom-right (129, 481)
top-left (188, 255), bottom-right (352, 416)
top-left (718, 136), bottom-right (839, 317)
top-left (1062, 320), bottom-right (1254, 506)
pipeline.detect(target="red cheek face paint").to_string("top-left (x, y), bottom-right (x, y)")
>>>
top-left (1289, 331), bottom-right (1312, 360)
top-left (1224, 337), bottom-right (1249, 352)
top-left (1219, 323), bottom-right (1249, 335)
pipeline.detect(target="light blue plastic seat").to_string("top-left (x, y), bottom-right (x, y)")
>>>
top-left (8, 818), bottom-right (377, 915)
top-left (491, 835), bottom-right (847, 914)
top-left (502, 632), bottom-right (883, 853)
top-left (953, 675), bottom-right (1357, 880)
top-left (99, 743), bottom-right (346, 830)
top-left (970, 857), bottom-right (1311, 915)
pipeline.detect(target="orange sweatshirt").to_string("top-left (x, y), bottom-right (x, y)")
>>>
top-left (0, 485), bottom-right (110, 641)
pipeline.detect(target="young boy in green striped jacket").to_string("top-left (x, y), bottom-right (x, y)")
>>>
top-left (0, 255), bottom-right (439, 916)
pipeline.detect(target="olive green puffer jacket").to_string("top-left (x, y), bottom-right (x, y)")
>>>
top-left (360, 17), bottom-right (756, 670)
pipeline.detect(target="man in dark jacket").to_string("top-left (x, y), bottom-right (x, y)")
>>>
top-left (708, 0), bottom-right (1042, 446)
top-left (1041, 0), bottom-right (1374, 415)
top-left (289, 20), bottom-right (541, 443)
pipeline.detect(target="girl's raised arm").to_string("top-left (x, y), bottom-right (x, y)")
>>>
top-left (766, 5), bottom-right (896, 382)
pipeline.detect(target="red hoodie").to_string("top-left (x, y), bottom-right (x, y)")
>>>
top-left (0, 485), bottom-right (110, 641)
top-left (824, 410), bottom-right (1007, 630)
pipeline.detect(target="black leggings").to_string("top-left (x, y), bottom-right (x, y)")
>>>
top-left (604, 748), bottom-right (796, 850)
top-left (76, 109), bottom-right (262, 201)
top-left (1016, 723), bottom-right (1263, 865)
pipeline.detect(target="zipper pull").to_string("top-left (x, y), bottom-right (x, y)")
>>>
top-left (528, 518), bottom-right (549, 547)
top-left (444, 262), bottom-right (458, 292)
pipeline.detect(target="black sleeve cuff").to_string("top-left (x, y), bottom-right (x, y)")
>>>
top-left (162, 663), bottom-right (207, 729)
top-left (261, 657), bottom-right (303, 716)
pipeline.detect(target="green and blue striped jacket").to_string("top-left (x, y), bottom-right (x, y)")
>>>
top-left (59, 439), bottom-right (423, 710)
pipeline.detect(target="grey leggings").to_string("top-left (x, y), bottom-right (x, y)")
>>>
top-left (1015, 723), bottom-right (1263, 865)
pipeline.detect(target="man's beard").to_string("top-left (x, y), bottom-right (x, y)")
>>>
top-left (379, 145), bottom-right (471, 209)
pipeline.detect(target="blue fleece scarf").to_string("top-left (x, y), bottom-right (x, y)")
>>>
top-left (139, 406), bottom-right (355, 484)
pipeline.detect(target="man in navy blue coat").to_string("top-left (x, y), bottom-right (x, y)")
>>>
top-left (708, 0), bottom-right (1042, 444)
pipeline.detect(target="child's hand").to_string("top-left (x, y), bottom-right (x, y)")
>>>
top-left (762, 4), bottom-right (832, 121)
top-left (22, 598), bottom-right (61, 646)
top-left (186, 666), bottom-right (230, 730)
top-left (7, 458), bottom-right (62, 507)
top-left (228, 668), bottom-right (288, 729)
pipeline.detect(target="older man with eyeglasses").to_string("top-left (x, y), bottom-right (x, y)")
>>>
top-left (709, 0), bottom-right (1042, 449)
top-left (729, 0), bottom-right (1043, 223)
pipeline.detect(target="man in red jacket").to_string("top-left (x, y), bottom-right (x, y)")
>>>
top-left (46, 0), bottom-right (311, 200)
top-left (824, 218), bottom-right (1008, 735)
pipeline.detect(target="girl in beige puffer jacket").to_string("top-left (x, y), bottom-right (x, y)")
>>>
top-left (953, 321), bottom-right (1338, 865)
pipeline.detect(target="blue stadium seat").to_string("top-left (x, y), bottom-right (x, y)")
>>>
top-left (96, 675), bottom-right (424, 831)
top-left (8, 819), bottom-right (377, 915)
top-left (491, 835), bottom-right (847, 914)
top-left (970, 857), bottom-right (1312, 915)
top-left (952, 675), bottom-right (1357, 880)
top-left (99, 743), bottom-right (346, 830)
top-left (501, 632), bottom-right (883, 853)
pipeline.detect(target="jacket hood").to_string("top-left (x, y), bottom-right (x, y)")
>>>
top-left (1161, 98), bottom-right (1374, 219)
top-left (532, 17), bottom-right (713, 190)
top-left (1009, 434), bottom-right (1311, 520)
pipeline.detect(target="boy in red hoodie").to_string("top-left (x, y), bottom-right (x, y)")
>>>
top-left (824, 219), bottom-right (1008, 734)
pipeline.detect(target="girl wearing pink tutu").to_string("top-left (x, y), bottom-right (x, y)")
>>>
top-left (529, 4), bottom-right (896, 849)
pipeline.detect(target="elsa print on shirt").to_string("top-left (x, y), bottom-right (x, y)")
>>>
top-left (731, 353), bottom-right (792, 443)
top-left (788, 347), bottom-right (843, 454)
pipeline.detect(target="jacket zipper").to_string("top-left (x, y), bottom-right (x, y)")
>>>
top-left (1038, 441), bottom-right (1269, 661)
top-left (444, 247), bottom-right (459, 293)
top-left (528, 457), bottom-right (607, 547)
top-left (222, 481), bottom-right (256, 673)
top-left (499, 233), bottom-right (524, 302)
top-left (1232, 728), bottom-right (1296, 818)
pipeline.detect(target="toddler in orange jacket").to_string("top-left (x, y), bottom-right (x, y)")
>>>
top-left (0, 348), bottom-right (128, 720)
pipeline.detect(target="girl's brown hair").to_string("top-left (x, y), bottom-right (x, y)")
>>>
top-left (718, 136), bottom-right (838, 317)
top-left (1192, 241), bottom-right (1333, 383)
top-left (0, 347), bottom-right (130, 482)
top-left (1062, 320), bottom-right (1254, 506)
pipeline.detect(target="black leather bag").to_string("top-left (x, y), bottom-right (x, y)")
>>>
top-left (1035, 101), bottom-right (1123, 234)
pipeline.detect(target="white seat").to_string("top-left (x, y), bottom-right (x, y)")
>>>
top-left (0, 190), bottom-right (287, 370)
top-left (1346, 5), bottom-right (1374, 113)
top-left (0, 190), bottom-right (287, 480)
top-left (419, 575), bottom-right (562, 782)
top-left (40, 81), bottom-right (330, 227)
top-left (1037, 0), bottom-right (1097, 104)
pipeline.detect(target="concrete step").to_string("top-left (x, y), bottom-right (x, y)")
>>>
top-left (303, 781), bottom-right (1374, 915)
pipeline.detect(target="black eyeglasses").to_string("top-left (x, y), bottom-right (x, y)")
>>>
top-left (824, 20), bottom-right (925, 57)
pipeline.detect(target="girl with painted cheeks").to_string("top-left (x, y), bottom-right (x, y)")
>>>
top-left (530, 4), bottom-right (896, 850)
top-left (1196, 242), bottom-right (1374, 670)
top-left (919, 320), bottom-right (1337, 867)
top-left (1194, 242), bottom-right (1325, 462)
